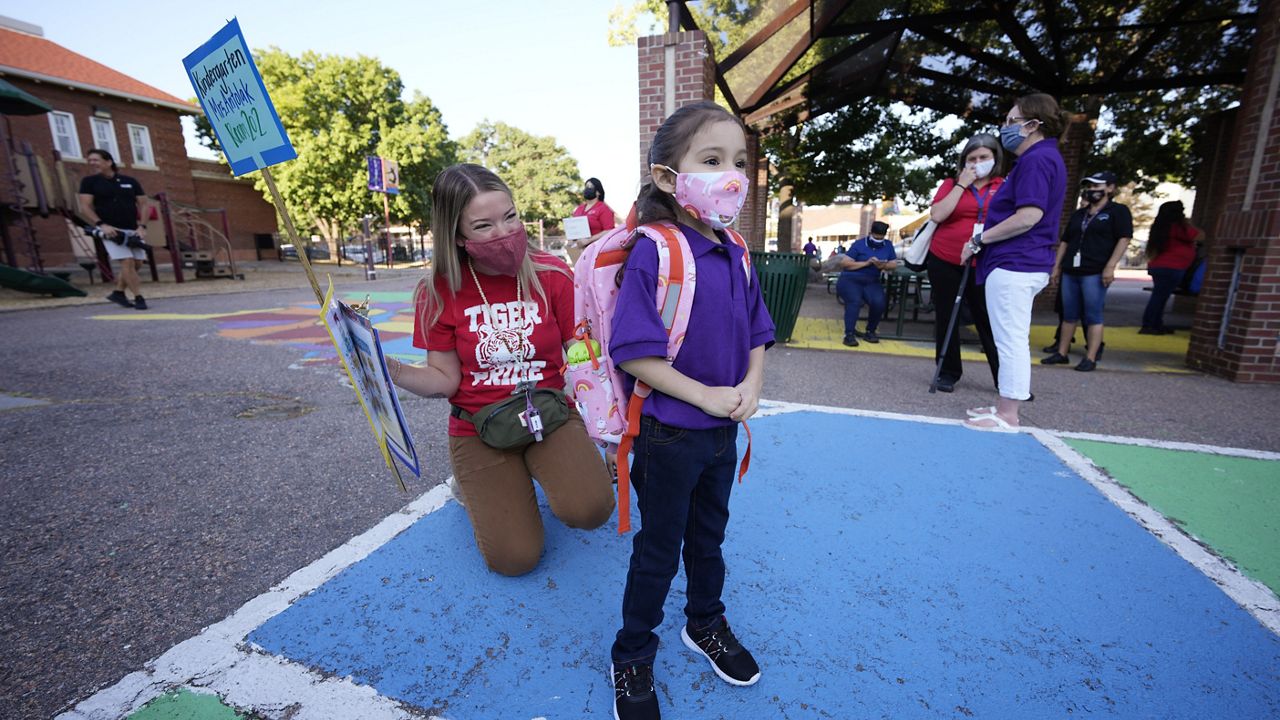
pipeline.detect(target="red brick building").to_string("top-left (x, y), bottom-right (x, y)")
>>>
top-left (0, 16), bottom-right (277, 269)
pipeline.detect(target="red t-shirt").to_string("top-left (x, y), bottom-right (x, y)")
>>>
top-left (412, 254), bottom-right (575, 436)
top-left (572, 201), bottom-right (617, 236)
top-left (1147, 222), bottom-right (1199, 270)
top-left (927, 177), bottom-right (1004, 265)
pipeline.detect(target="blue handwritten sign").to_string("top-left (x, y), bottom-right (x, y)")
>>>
top-left (183, 19), bottom-right (295, 176)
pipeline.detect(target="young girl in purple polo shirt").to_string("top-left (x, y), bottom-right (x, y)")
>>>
top-left (606, 101), bottom-right (775, 720)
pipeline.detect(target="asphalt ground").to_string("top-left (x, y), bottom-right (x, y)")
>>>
top-left (2, 271), bottom-right (1278, 718)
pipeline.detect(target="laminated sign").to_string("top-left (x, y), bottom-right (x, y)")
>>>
top-left (183, 19), bottom-right (296, 175)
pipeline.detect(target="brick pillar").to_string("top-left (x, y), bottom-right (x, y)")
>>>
top-left (637, 31), bottom-right (716, 180)
top-left (1187, 0), bottom-right (1280, 383)
top-left (739, 128), bottom-right (768, 251)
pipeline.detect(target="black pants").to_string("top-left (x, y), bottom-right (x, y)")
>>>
top-left (612, 417), bottom-right (739, 663)
top-left (926, 253), bottom-right (999, 386)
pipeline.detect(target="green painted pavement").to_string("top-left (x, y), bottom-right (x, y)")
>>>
top-left (126, 688), bottom-right (257, 720)
top-left (1066, 439), bottom-right (1280, 596)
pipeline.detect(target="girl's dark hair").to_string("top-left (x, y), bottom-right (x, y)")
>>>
top-left (87, 148), bottom-right (118, 172)
top-left (635, 100), bottom-right (746, 225)
top-left (586, 177), bottom-right (605, 201)
top-left (1146, 200), bottom-right (1186, 259)
top-left (1015, 93), bottom-right (1073, 139)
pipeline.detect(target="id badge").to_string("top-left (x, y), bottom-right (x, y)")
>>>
top-left (971, 223), bottom-right (984, 241)
top-left (1072, 253), bottom-right (1082, 268)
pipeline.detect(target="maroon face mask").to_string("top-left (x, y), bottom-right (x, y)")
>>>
top-left (464, 224), bottom-right (529, 275)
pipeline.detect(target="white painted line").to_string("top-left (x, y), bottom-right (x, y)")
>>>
top-left (1050, 430), bottom-right (1280, 460)
top-left (1031, 429), bottom-right (1280, 636)
top-left (58, 484), bottom-right (454, 720)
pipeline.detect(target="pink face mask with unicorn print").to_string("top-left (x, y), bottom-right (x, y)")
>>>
top-left (660, 167), bottom-right (750, 230)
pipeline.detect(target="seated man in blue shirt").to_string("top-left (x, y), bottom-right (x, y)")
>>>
top-left (835, 220), bottom-right (898, 346)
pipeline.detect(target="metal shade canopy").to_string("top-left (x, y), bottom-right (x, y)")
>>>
top-left (0, 78), bottom-right (52, 116)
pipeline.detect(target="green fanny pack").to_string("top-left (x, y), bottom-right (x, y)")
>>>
top-left (452, 386), bottom-right (571, 450)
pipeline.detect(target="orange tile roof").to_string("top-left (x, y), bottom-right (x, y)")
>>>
top-left (0, 26), bottom-right (198, 112)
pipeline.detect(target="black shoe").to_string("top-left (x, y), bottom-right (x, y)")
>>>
top-left (1041, 341), bottom-right (1059, 353)
top-left (107, 290), bottom-right (133, 308)
top-left (935, 378), bottom-right (955, 393)
top-left (132, 295), bottom-right (148, 310)
top-left (842, 333), bottom-right (859, 347)
top-left (862, 331), bottom-right (880, 344)
top-left (1041, 352), bottom-right (1070, 365)
top-left (1075, 358), bottom-right (1097, 372)
top-left (612, 661), bottom-right (659, 720)
top-left (682, 617), bottom-right (760, 687)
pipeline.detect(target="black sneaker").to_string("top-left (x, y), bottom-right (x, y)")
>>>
top-left (1075, 358), bottom-right (1097, 372)
top-left (681, 616), bottom-right (760, 686)
top-left (107, 290), bottom-right (133, 308)
top-left (842, 333), bottom-right (859, 347)
top-left (133, 295), bottom-right (148, 310)
top-left (1041, 352), bottom-right (1070, 365)
top-left (934, 378), bottom-right (955, 393)
top-left (611, 661), bottom-right (659, 720)
top-left (862, 331), bottom-right (880, 344)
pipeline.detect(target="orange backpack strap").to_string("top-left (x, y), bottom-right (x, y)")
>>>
top-left (615, 382), bottom-right (651, 533)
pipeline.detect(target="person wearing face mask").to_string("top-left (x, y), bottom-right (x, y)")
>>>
top-left (834, 220), bottom-right (898, 346)
top-left (571, 177), bottom-right (617, 243)
top-left (607, 101), bottom-right (774, 720)
top-left (392, 163), bottom-right (614, 578)
top-left (1042, 171), bottom-right (1133, 371)
top-left (924, 133), bottom-right (1005, 391)
top-left (960, 94), bottom-right (1070, 431)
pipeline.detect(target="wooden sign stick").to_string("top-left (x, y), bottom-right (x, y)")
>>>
top-left (260, 165), bottom-right (324, 305)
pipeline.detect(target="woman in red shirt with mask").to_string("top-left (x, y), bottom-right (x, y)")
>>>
top-left (391, 163), bottom-right (614, 577)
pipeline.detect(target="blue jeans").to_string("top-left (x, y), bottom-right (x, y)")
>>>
top-left (612, 416), bottom-right (739, 663)
top-left (1143, 268), bottom-right (1183, 329)
top-left (1059, 273), bottom-right (1107, 326)
top-left (836, 275), bottom-right (886, 335)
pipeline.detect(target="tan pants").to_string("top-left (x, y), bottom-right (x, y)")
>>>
top-left (448, 409), bottom-right (615, 576)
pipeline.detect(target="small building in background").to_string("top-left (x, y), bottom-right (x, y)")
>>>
top-left (0, 15), bottom-right (278, 270)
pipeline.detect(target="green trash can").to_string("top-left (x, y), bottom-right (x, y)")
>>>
top-left (749, 251), bottom-right (809, 343)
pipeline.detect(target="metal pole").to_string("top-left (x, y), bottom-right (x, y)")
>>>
top-left (219, 208), bottom-right (236, 279)
top-left (157, 192), bottom-right (183, 284)
top-left (383, 192), bottom-right (393, 269)
top-left (363, 214), bottom-right (377, 281)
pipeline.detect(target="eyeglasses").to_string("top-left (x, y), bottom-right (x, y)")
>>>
top-left (1004, 116), bottom-right (1029, 126)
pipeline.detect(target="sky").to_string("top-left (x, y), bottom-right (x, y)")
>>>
top-left (2, 0), bottom-right (643, 212)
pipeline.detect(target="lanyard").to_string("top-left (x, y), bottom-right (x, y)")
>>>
top-left (968, 184), bottom-right (992, 224)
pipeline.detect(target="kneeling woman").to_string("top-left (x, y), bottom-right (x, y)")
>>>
top-left (392, 163), bottom-right (615, 575)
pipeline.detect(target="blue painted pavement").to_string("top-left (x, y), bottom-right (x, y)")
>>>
top-left (249, 410), bottom-right (1280, 718)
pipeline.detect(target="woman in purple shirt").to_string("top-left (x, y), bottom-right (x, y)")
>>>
top-left (960, 93), bottom-right (1070, 430)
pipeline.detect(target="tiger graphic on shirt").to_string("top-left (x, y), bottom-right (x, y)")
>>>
top-left (463, 299), bottom-right (546, 387)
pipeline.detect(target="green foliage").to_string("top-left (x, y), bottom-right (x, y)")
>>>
top-left (765, 99), bottom-right (958, 206)
top-left (608, 0), bottom-right (1255, 197)
top-left (460, 121), bottom-right (583, 226)
top-left (193, 49), bottom-right (455, 242)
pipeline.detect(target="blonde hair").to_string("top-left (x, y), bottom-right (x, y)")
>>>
top-left (417, 163), bottom-right (568, 328)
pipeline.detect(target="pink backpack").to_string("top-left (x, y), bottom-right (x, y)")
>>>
top-left (567, 219), bottom-right (753, 532)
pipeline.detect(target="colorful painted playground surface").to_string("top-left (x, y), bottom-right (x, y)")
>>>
top-left (60, 397), bottom-right (1280, 719)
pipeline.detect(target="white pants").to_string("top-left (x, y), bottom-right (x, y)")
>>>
top-left (984, 267), bottom-right (1049, 401)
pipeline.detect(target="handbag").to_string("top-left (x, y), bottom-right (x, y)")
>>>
top-left (451, 385), bottom-right (571, 450)
top-left (902, 220), bottom-right (936, 271)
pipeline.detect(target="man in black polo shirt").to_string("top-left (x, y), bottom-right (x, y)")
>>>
top-left (1042, 171), bottom-right (1133, 371)
top-left (78, 148), bottom-right (150, 309)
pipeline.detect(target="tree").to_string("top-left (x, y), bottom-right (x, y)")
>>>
top-left (764, 100), bottom-right (958, 207)
top-left (460, 121), bottom-right (583, 226)
top-left (608, 0), bottom-right (1255, 195)
top-left (194, 50), bottom-right (455, 245)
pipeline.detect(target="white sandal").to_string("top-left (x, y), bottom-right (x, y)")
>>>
top-left (966, 405), bottom-right (997, 418)
top-left (964, 412), bottom-right (1019, 432)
